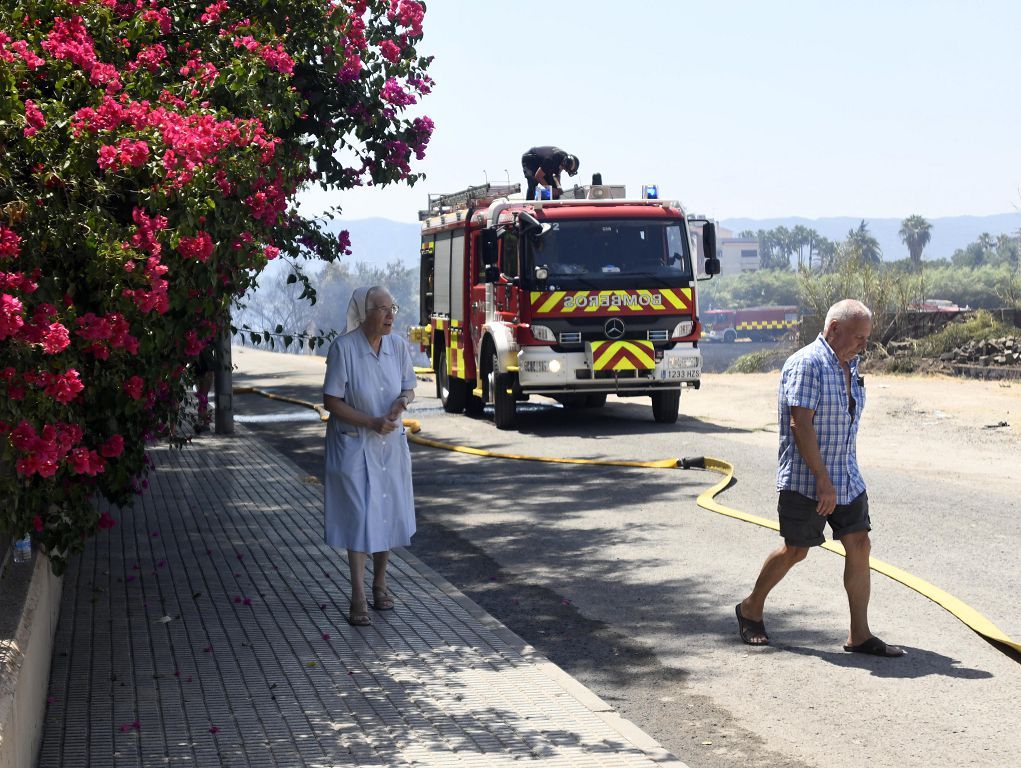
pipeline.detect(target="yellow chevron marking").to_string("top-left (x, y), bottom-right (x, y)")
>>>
top-left (590, 341), bottom-right (656, 371)
top-left (539, 291), bottom-right (566, 314)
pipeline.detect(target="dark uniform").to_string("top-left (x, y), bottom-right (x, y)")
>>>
top-left (521, 146), bottom-right (575, 201)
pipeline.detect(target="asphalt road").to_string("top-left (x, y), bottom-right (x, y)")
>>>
top-left (226, 347), bottom-right (1020, 768)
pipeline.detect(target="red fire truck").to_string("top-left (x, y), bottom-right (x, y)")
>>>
top-left (409, 181), bottom-right (720, 430)
top-left (701, 306), bottom-right (799, 343)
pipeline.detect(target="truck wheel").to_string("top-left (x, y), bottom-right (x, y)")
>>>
top-left (585, 393), bottom-right (607, 408)
top-left (465, 388), bottom-right (484, 417)
top-left (438, 348), bottom-right (466, 413)
top-left (489, 353), bottom-right (517, 430)
top-left (651, 389), bottom-right (680, 424)
top-left (723, 329), bottom-right (736, 343)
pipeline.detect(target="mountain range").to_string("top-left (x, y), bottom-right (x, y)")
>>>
top-left (314, 213), bottom-right (1021, 267)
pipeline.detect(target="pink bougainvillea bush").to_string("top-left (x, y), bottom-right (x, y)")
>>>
top-left (0, 0), bottom-right (433, 572)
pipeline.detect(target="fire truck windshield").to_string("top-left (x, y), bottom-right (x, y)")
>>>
top-left (525, 219), bottom-right (693, 288)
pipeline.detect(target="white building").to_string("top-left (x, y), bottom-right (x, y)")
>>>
top-left (716, 226), bottom-right (760, 275)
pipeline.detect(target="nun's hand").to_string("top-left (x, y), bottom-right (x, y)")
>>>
top-left (371, 416), bottom-right (399, 435)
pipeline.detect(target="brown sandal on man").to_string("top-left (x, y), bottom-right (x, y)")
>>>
top-left (371, 586), bottom-right (395, 611)
top-left (347, 600), bottom-right (371, 626)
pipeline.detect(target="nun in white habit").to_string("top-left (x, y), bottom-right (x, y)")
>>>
top-left (323, 286), bottom-right (417, 626)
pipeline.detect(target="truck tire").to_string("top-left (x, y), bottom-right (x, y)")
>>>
top-left (493, 371), bottom-right (517, 429)
top-left (437, 347), bottom-right (466, 413)
top-left (465, 388), bottom-right (484, 416)
top-left (487, 352), bottom-right (516, 429)
top-left (651, 389), bottom-right (680, 424)
top-left (723, 329), bottom-right (737, 343)
top-left (585, 393), bottom-right (607, 408)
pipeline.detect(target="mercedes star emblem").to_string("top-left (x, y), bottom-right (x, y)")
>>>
top-left (604, 317), bottom-right (626, 339)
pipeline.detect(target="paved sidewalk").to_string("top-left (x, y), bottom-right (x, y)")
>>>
top-left (38, 426), bottom-right (686, 767)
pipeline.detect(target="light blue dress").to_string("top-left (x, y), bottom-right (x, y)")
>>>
top-left (323, 329), bottom-right (417, 552)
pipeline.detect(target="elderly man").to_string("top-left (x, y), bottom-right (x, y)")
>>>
top-left (735, 299), bottom-right (905, 657)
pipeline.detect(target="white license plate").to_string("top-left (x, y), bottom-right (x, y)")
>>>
top-left (659, 369), bottom-right (692, 380)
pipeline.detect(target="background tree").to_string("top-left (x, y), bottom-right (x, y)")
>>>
top-left (899, 214), bottom-right (932, 267)
top-left (846, 220), bottom-right (882, 265)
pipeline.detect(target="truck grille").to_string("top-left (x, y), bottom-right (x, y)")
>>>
top-left (647, 329), bottom-right (669, 341)
top-left (559, 331), bottom-right (582, 344)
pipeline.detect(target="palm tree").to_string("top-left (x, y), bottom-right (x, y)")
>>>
top-left (898, 215), bottom-right (932, 267)
top-left (846, 220), bottom-right (882, 265)
top-left (791, 224), bottom-right (812, 270)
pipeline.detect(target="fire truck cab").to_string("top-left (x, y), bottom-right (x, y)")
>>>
top-left (409, 181), bottom-right (721, 430)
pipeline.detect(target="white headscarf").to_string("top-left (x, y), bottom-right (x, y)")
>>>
top-left (345, 287), bottom-right (371, 333)
top-left (346, 286), bottom-right (389, 333)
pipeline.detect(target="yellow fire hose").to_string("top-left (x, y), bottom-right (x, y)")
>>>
top-left (233, 384), bottom-right (1021, 658)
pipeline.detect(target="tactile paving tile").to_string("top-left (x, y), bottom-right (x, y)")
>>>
top-left (38, 427), bottom-right (673, 767)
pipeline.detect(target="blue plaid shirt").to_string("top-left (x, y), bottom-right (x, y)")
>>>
top-left (776, 334), bottom-right (866, 503)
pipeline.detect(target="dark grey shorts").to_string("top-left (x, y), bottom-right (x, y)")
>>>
top-left (778, 490), bottom-right (870, 547)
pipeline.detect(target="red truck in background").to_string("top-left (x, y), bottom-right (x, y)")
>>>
top-left (702, 305), bottom-right (799, 343)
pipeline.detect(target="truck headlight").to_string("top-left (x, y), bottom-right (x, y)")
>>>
top-left (671, 321), bottom-right (694, 338)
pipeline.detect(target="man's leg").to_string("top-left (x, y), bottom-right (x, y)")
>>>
top-left (840, 531), bottom-right (872, 645)
top-left (739, 543), bottom-right (809, 642)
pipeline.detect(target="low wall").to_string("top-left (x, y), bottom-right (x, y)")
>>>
top-left (0, 546), bottom-right (62, 768)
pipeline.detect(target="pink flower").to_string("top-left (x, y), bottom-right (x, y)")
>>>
top-left (0, 226), bottom-right (20, 259)
top-left (136, 44), bottom-right (167, 72)
top-left (380, 78), bottom-right (417, 107)
top-left (259, 43), bottom-right (294, 75)
top-left (41, 322), bottom-right (71, 354)
top-left (262, 245), bottom-right (279, 260)
top-left (68, 447), bottom-right (105, 476)
top-left (200, 2), bottom-right (228, 25)
top-left (97, 512), bottom-right (117, 529)
top-left (24, 100), bottom-right (46, 138)
top-left (379, 40), bottom-right (401, 63)
top-left (33, 515), bottom-right (44, 532)
top-left (0, 294), bottom-right (25, 340)
top-left (178, 231), bottom-right (214, 262)
top-left (124, 375), bottom-right (144, 400)
top-left (99, 434), bottom-right (124, 458)
top-left (387, 0), bottom-right (425, 37)
top-left (184, 331), bottom-right (206, 356)
top-left (43, 369), bottom-right (84, 404)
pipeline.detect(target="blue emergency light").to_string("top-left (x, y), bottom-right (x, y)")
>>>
top-left (538, 187), bottom-right (552, 200)
top-left (642, 184), bottom-right (658, 200)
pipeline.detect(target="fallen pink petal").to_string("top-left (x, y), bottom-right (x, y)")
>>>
top-left (234, 596), bottom-right (241, 604)
top-left (322, 633), bottom-right (331, 641)
top-left (209, 726), bottom-right (220, 734)
top-left (243, 597), bottom-right (252, 606)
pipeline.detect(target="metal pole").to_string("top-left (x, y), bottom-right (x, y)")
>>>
top-left (213, 324), bottom-right (234, 435)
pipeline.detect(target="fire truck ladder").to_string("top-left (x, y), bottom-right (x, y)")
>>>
top-left (420, 182), bottom-right (521, 219)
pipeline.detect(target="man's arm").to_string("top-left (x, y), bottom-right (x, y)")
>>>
top-left (789, 405), bottom-right (836, 516)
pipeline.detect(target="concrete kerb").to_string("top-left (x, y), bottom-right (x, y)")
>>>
top-left (0, 547), bottom-right (62, 768)
top-left (393, 547), bottom-right (690, 766)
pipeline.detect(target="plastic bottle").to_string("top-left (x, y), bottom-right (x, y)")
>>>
top-left (12, 533), bottom-right (31, 564)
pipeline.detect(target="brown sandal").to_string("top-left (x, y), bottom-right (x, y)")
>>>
top-left (347, 600), bottom-right (371, 626)
top-left (371, 587), bottom-right (395, 611)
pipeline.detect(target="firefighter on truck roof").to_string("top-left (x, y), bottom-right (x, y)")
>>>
top-left (521, 146), bottom-right (579, 201)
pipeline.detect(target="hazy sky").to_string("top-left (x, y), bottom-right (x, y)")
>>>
top-left (298, 0), bottom-right (1021, 224)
